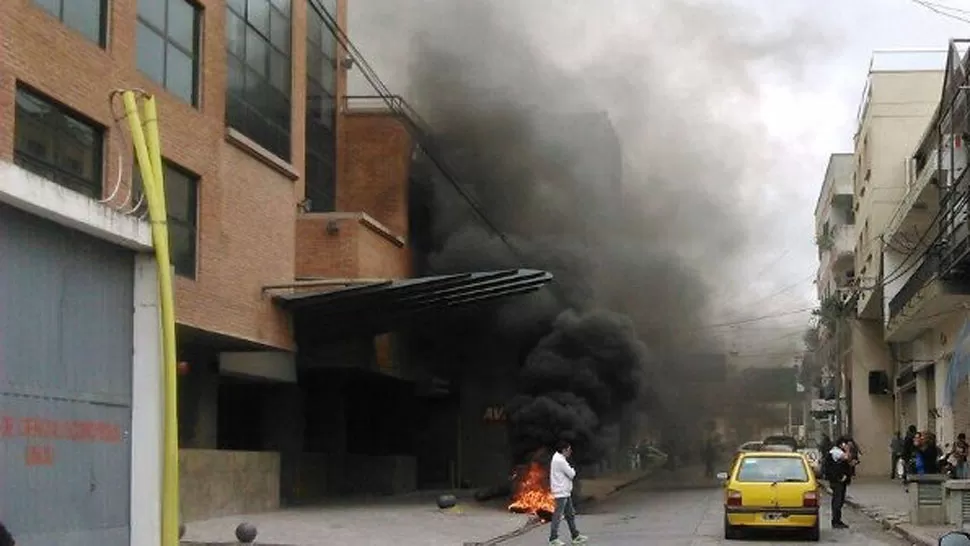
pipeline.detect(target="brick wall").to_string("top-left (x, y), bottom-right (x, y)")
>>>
top-left (295, 213), bottom-right (410, 279)
top-left (0, 0), bottom-right (376, 350)
top-left (338, 113), bottom-right (412, 237)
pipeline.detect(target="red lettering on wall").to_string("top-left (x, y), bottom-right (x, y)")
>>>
top-left (0, 415), bottom-right (122, 444)
top-left (25, 444), bottom-right (54, 466)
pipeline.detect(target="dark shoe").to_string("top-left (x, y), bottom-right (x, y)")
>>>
top-left (832, 521), bottom-right (849, 529)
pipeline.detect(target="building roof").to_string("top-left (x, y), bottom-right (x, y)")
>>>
top-left (274, 268), bottom-right (554, 337)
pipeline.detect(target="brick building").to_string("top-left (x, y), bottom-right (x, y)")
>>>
top-left (0, 0), bottom-right (551, 543)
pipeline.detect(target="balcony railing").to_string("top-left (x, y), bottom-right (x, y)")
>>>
top-left (888, 249), bottom-right (940, 321)
top-left (938, 168), bottom-right (970, 277)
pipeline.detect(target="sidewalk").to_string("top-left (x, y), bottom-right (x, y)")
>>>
top-left (179, 469), bottom-right (657, 546)
top-left (823, 478), bottom-right (957, 545)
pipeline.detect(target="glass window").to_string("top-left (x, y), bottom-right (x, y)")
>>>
top-left (226, 0), bottom-right (292, 160)
top-left (136, 0), bottom-right (201, 106)
top-left (736, 457), bottom-right (809, 483)
top-left (132, 162), bottom-right (199, 279)
top-left (32, 0), bottom-right (107, 46)
top-left (303, 0), bottom-right (337, 212)
top-left (13, 85), bottom-right (104, 199)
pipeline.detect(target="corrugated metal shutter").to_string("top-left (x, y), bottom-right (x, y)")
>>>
top-left (0, 203), bottom-right (133, 546)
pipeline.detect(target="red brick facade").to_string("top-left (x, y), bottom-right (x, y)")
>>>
top-left (0, 0), bottom-right (412, 350)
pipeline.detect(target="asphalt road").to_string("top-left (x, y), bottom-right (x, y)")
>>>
top-left (502, 482), bottom-right (911, 546)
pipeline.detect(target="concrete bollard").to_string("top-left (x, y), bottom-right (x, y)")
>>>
top-left (437, 493), bottom-right (458, 509)
top-left (235, 522), bottom-right (258, 543)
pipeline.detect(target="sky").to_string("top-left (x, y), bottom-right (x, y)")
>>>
top-left (342, 0), bottom-right (970, 362)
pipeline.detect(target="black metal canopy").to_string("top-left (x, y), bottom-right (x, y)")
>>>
top-left (274, 269), bottom-right (553, 337)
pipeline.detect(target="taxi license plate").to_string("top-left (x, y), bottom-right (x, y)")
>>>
top-left (761, 512), bottom-right (785, 521)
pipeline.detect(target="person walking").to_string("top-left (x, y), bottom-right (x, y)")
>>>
top-left (826, 436), bottom-right (854, 529)
top-left (548, 441), bottom-right (588, 546)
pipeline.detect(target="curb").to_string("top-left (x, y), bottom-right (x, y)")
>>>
top-left (821, 483), bottom-right (937, 546)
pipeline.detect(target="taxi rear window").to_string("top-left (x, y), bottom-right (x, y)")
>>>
top-left (736, 456), bottom-right (809, 483)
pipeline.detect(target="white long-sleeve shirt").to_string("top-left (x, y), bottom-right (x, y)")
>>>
top-left (550, 451), bottom-right (577, 498)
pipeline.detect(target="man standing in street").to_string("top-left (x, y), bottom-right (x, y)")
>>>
top-left (549, 441), bottom-right (589, 546)
top-left (826, 436), bottom-right (855, 529)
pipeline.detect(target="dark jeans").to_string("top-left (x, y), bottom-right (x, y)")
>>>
top-left (830, 480), bottom-right (847, 524)
top-left (550, 496), bottom-right (580, 541)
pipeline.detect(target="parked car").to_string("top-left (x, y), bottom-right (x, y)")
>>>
top-left (717, 451), bottom-right (821, 541)
top-left (737, 441), bottom-right (763, 453)
top-left (762, 435), bottom-right (800, 451)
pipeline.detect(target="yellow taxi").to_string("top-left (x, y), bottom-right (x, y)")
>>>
top-left (717, 451), bottom-right (820, 541)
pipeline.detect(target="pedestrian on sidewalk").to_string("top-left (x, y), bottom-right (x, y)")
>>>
top-left (548, 441), bottom-right (588, 546)
top-left (917, 432), bottom-right (943, 475)
top-left (953, 433), bottom-right (969, 479)
top-left (901, 425), bottom-right (918, 484)
top-left (826, 436), bottom-right (854, 530)
top-left (0, 521), bottom-right (14, 546)
top-left (890, 431), bottom-right (903, 479)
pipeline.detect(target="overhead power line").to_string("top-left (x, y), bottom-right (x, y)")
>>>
top-left (308, 2), bottom-right (546, 277)
top-left (910, 0), bottom-right (970, 23)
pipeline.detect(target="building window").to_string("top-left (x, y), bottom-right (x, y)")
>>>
top-left (225, 0), bottom-right (292, 160)
top-left (32, 0), bottom-right (107, 47)
top-left (136, 0), bottom-right (202, 105)
top-left (305, 0), bottom-right (337, 212)
top-left (13, 85), bottom-right (104, 199)
top-left (133, 162), bottom-right (200, 278)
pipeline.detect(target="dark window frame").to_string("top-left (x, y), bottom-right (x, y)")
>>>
top-left (13, 83), bottom-right (105, 200)
top-left (304, 0), bottom-right (338, 212)
top-left (136, 0), bottom-right (203, 106)
top-left (132, 161), bottom-right (201, 279)
top-left (32, 0), bottom-right (109, 47)
top-left (225, 0), bottom-right (293, 161)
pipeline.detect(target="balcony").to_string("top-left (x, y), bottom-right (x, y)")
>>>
top-left (884, 148), bottom-right (940, 243)
top-left (295, 212), bottom-right (411, 280)
top-left (818, 225), bottom-right (854, 278)
top-left (885, 246), bottom-right (970, 341)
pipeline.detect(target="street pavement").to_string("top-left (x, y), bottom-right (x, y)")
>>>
top-left (502, 481), bottom-right (912, 546)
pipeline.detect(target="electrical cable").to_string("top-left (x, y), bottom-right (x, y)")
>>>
top-left (910, 0), bottom-right (970, 23)
top-left (867, 187), bottom-right (970, 291)
top-left (309, 0), bottom-right (576, 306)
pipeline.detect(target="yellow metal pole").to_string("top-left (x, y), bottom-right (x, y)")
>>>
top-left (122, 91), bottom-right (180, 546)
top-left (142, 96), bottom-right (181, 546)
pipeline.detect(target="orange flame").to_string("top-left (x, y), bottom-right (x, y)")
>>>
top-left (508, 462), bottom-right (555, 517)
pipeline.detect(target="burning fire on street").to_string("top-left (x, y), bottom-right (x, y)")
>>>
top-left (508, 461), bottom-right (555, 521)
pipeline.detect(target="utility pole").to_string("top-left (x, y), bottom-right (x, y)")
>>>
top-left (834, 316), bottom-right (843, 436)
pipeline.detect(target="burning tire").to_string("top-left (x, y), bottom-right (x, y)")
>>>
top-left (508, 461), bottom-right (556, 521)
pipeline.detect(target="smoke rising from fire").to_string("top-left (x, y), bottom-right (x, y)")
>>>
top-left (348, 1), bottom-right (826, 462)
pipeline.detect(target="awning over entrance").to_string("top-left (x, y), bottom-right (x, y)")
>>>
top-left (273, 268), bottom-right (553, 336)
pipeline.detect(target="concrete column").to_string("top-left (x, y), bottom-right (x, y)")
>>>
top-left (936, 359), bottom-right (954, 445)
top-left (917, 371), bottom-right (930, 431)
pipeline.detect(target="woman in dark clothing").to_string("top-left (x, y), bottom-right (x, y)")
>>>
top-left (918, 432), bottom-right (944, 474)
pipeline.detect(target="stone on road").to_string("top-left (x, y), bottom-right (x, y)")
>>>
top-left (503, 483), bottom-right (910, 546)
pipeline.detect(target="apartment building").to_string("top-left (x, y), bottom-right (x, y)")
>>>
top-left (0, 0), bottom-right (552, 543)
top-left (812, 153), bottom-right (855, 435)
top-left (881, 40), bottom-right (970, 447)
top-left (813, 50), bottom-right (944, 476)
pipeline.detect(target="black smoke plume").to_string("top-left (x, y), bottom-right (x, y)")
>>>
top-left (349, 0), bottom-right (825, 466)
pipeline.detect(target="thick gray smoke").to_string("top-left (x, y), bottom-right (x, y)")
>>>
top-left (349, 0), bottom-right (824, 464)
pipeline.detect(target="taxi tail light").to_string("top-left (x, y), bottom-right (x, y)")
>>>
top-left (803, 490), bottom-right (819, 507)
top-left (726, 489), bottom-right (743, 507)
